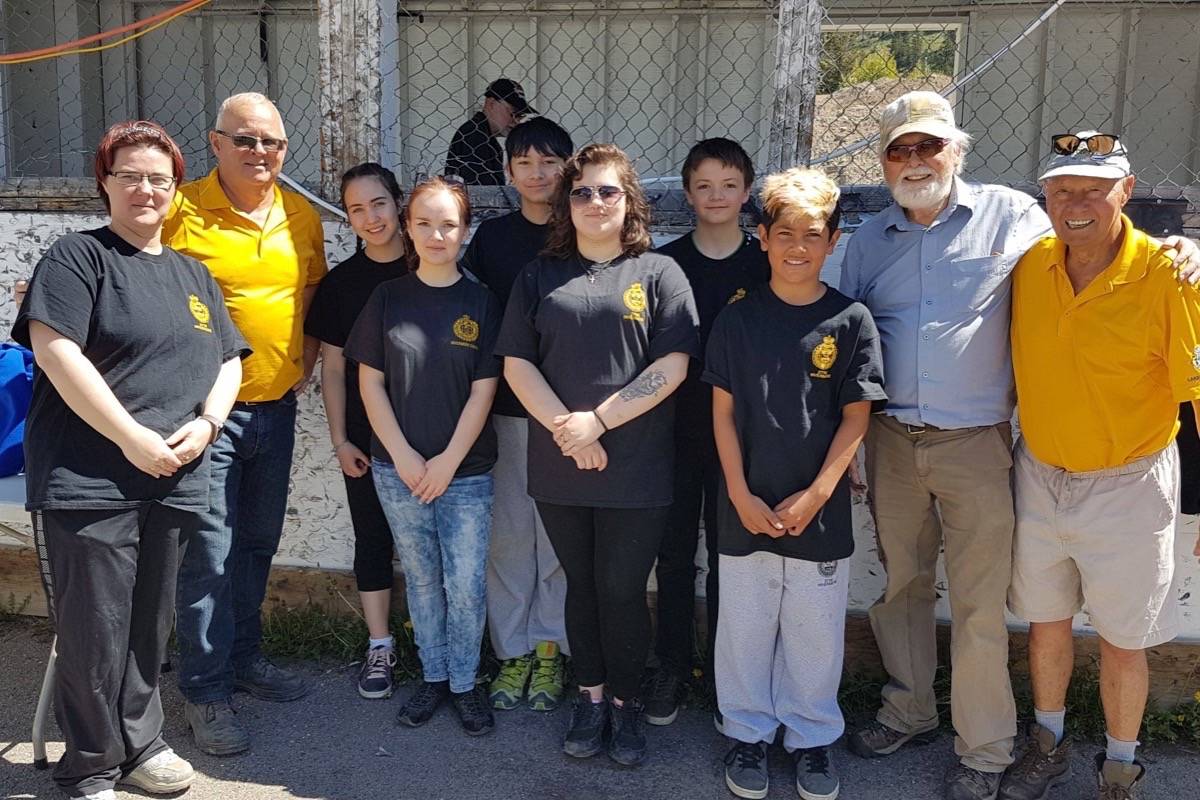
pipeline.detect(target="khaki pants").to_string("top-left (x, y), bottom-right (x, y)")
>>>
top-left (865, 415), bottom-right (1017, 772)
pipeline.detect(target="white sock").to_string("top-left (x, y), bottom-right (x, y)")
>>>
top-left (1034, 707), bottom-right (1066, 745)
top-left (368, 636), bottom-right (394, 650)
top-left (1105, 733), bottom-right (1138, 764)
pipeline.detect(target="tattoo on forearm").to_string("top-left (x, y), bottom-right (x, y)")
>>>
top-left (619, 370), bottom-right (668, 401)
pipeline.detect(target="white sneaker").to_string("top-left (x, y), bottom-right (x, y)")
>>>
top-left (119, 747), bottom-right (195, 793)
top-left (82, 791), bottom-right (116, 800)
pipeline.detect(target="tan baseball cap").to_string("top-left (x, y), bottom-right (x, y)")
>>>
top-left (879, 91), bottom-right (961, 149)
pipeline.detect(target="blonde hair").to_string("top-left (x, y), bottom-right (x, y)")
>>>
top-left (759, 167), bottom-right (841, 233)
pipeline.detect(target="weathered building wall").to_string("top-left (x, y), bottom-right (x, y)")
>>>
top-left (0, 209), bottom-right (1196, 643)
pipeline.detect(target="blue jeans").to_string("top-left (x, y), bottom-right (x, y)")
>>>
top-left (373, 461), bottom-right (493, 693)
top-left (175, 393), bottom-right (297, 703)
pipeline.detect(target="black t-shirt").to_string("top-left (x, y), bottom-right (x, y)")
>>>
top-left (11, 227), bottom-right (249, 511)
top-left (460, 211), bottom-right (550, 417)
top-left (304, 251), bottom-right (408, 450)
top-left (495, 251), bottom-right (700, 508)
top-left (343, 272), bottom-right (502, 476)
top-left (445, 112), bottom-right (505, 186)
top-left (656, 232), bottom-right (770, 445)
top-left (702, 285), bottom-right (886, 561)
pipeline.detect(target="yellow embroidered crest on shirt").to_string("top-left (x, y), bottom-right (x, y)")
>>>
top-left (810, 334), bottom-right (837, 379)
top-left (623, 282), bottom-right (647, 322)
top-left (727, 287), bottom-right (747, 304)
top-left (189, 294), bottom-right (213, 333)
top-left (452, 314), bottom-right (480, 348)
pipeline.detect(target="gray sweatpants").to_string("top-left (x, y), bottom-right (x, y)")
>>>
top-left (715, 551), bottom-right (848, 750)
top-left (485, 414), bottom-right (569, 659)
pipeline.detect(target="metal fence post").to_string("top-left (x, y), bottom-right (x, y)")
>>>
top-left (317, 0), bottom-right (383, 201)
top-left (768, 0), bottom-right (824, 172)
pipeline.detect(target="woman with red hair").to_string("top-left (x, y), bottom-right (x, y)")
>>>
top-left (12, 121), bottom-right (248, 800)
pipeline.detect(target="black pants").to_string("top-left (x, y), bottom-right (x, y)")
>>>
top-left (654, 433), bottom-right (720, 679)
top-left (536, 502), bottom-right (670, 701)
top-left (344, 436), bottom-right (395, 592)
top-left (34, 503), bottom-right (193, 798)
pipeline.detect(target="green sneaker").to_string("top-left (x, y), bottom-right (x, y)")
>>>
top-left (488, 653), bottom-right (532, 710)
top-left (527, 641), bottom-right (565, 711)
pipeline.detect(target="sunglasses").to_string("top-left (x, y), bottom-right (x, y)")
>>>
top-left (569, 185), bottom-right (625, 206)
top-left (1050, 133), bottom-right (1120, 156)
top-left (107, 171), bottom-right (176, 190)
top-left (884, 137), bottom-right (950, 163)
top-left (214, 129), bottom-right (288, 153)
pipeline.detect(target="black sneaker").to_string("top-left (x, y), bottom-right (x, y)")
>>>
top-left (396, 680), bottom-right (450, 727)
top-left (608, 697), bottom-right (648, 766)
top-left (643, 668), bottom-right (681, 726)
top-left (563, 691), bottom-right (609, 758)
top-left (357, 646), bottom-right (396, 699)
top-left (452, 685), bottom-right (495, 736)
top-left (795, 746), bottom-right (840, 800)
top-left (724, 740), bottom-right (769, 799)
top-left (233, 656), bottom-right (309, 702)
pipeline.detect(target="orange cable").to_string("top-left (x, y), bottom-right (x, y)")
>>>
top-left (0, 0), bottom-right (210, 64)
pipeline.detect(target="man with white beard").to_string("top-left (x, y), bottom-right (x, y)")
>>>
top-left (838, 92), bottom-right (1199, 800)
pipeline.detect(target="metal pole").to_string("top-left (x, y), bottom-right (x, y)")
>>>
top-left (768, 0), bottom-right (823, 171)
top-left (317, 0), bottom-right (383, 201)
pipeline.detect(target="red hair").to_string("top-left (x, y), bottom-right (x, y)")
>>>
top-left (401, 176), bottom-right (471, 269)
top-left (94, 120), bottom-right (186, 211)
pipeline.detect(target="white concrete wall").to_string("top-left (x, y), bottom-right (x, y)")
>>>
top-left (0, 210), bottom-right (1196, 642)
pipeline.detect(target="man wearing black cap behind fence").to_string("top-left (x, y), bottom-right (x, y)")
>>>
top-left (445, 78), bottom-right (537, 185)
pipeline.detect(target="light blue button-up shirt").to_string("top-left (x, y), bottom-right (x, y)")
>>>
top-left (839, 178), bottom-right (1050, 429)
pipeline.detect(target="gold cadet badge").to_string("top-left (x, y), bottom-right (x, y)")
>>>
top-left (452, 314), bottom-right (480, 348)
top-left (810, 334), bottom-right (837, 379)
top-left (189, 294), bottom-right (212, 333)
top-left (727, 287), bottom-right (747, 305)
top-left (623, 281), bottom-right (647, 322)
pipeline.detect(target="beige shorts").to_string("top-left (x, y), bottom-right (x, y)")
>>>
top-left (1008, 440), bottom-right (1179, 649)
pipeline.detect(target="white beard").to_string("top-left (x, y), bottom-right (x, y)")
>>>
top-left (889, 168), bottom-right (954, 213)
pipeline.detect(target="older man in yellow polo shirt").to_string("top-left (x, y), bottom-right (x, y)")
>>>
top-left (165, 92), bottom-right (326, 756)
top-left (1003, 133), bottom-right (1200, 800)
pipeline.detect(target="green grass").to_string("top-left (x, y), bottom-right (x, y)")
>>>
top-left (221, 603), bottom-right (1200, 748)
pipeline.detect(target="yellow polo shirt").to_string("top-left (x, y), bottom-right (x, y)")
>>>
top-left (163, 170), bottom-right (327, 402)
top-left (1011, 215), bottom-right (1200, 471)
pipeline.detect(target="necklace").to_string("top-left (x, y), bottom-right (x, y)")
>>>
top-left (578, 253), bottom-right (619, 284)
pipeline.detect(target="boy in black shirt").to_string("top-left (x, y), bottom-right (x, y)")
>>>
top-left (460, 117), bottom-right (575, 712)
top-left (648, 138), bottom-right (769, 725)
top-left (703, 168), bottom-right (885, 800)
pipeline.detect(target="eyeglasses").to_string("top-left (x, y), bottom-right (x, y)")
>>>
top-left (1050, 133), bottom-right (1120, 156)
top-left (569, 185), bottom-right (625, 206)
top-left (107, 171), bottom-right (176, 190)
top-left (884, 137), bottom-right (950, 163)
top-left (214, 129), bottom-right (288, 152)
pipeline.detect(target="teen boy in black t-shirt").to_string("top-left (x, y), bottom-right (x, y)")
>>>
top-left (703, 168), bottom-right (885, 800)
top-left (647, 138), bottom-right (769, 725)
top-left (460, 117), bottom-right (575, 712)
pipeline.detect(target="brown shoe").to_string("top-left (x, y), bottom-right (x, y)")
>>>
top-left (848, 717), bottom-right (938, 758)
top-left (998, 723), bottom-right (1071, 800)
top-left (1096, 754), bottom-right (1146, 800)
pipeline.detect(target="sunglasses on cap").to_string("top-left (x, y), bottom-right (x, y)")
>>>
top-left (1050, 133), bottom-right (1120, 156)
top-left (884, 137), bottom-right (950, 163)
top-left (569, 185), bottom-right (625, 206)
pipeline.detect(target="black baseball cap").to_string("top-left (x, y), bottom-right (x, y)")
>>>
top-left (485, 78), bottom-right (536, 117)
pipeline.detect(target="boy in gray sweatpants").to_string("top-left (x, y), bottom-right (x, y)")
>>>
top-left (703, 167), bottom-right (886, 800)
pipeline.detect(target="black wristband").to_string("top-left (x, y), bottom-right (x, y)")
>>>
top-left (593, 409), bottom-right (609, 433)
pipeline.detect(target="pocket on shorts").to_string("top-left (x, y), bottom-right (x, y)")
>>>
top-left (989, 422), bottom-right (1015, 469)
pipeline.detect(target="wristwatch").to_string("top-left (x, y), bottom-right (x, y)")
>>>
top-left (200, 414), bottom-right (225, 444)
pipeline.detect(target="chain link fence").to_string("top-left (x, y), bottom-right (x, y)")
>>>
top-left (2, 1), bottom-right (1200, 221)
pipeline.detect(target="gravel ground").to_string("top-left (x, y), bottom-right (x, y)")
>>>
top-left (2, 617), bottom-right (1197, 800)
